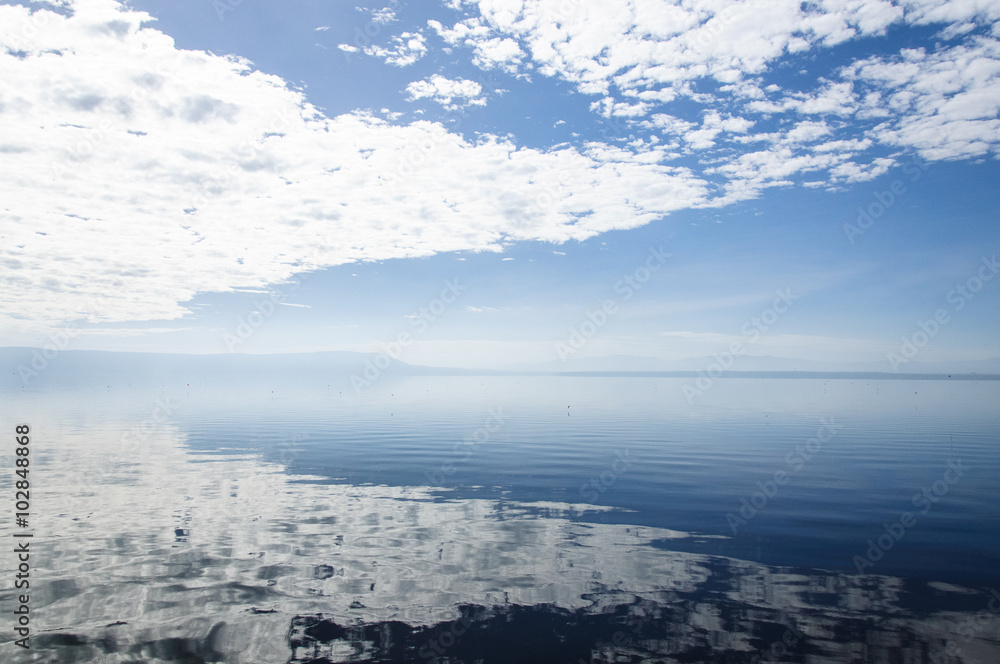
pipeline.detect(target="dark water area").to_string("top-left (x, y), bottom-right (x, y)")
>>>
top-left (2, 374), bottom-right (998, 662)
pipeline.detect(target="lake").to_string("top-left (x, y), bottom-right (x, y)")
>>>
top-left (2, 374), bottom-right (999, 662)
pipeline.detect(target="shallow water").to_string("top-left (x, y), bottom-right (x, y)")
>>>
top-left (2, 375), bottom-right (999, 662)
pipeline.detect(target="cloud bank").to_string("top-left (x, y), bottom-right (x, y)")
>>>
top-left (0, 0), bottom-right (708, 330)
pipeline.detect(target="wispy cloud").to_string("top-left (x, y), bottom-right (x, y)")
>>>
top-left (75, 327), bottom-right (199, 337)
top-left (341, 31), bottom-right (428, 66)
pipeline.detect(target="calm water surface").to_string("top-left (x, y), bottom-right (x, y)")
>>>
top-left (2, 375), bottom-right (999, 662)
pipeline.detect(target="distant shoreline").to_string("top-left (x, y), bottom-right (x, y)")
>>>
top-left (414, 369), bottom-right (1000, 381)
top-left (2, 347), bottom-right (999, 382)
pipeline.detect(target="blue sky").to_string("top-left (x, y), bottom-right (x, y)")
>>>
top-left (1, 0), bottom-right (999, 369)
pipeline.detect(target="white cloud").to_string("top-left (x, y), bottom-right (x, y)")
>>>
top-left (428, 18), bottom-right (526, 74)
top-left (782, 120), bottom-right (833, 146)
top-left (432, 0), bottom-right (1000, 182)
top-left (590, 97), bottom-right (653, 118)
top-left (361, 31), bottom-right (428, 66)
top-left (405, 74), bottom-right (486, 110)
top-left (828, 157), bottom-right (895, 182)
top-left (683, 111), bottom-right (755, 150)
top-left (706, 147), bottom-right (846, 197)
top-left (469, 36), bottom-right (525, 73)
top-left (747, 81), bottom-right (859, 116)
top-left (0, 1), bottom-right (712, 332)
top-left (367, 7), bottom-right (397, 25)
top-left (4, 0), bottom-right (1000, 335)
top-left (437, 0), bottom-right (904, 98)
top-left (644, 114), bottom-right (695, 135)
top-left (812, 138), bottom-right (873, 152)
top-left (846, 37), bottom-right (1000, 160)
top-left (900, 0), bottom-right (1000, 28)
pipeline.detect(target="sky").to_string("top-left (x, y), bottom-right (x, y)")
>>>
top-left (1, 0), bottom-right (999, 370)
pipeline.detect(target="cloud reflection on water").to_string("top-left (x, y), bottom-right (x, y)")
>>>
top-left (2, 410), bottom-right (998, 663)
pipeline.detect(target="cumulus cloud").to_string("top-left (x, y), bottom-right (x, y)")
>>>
top-left (845, 38), bottom-right (1000, 160)
top-left (0, 0), bottom-right (711, 332)
top-left (433, 0), bottom-right (904, 96)
top-left (683, 111), bottom-right (755, 150)
top-left (366, 7), bottom-right (397, 25)
top-left (405, 74), bottom-right (486, 110)
top-left (428, 18), bottom-right (526, 74)
top-left (339, 30), bottom-right (428, 66)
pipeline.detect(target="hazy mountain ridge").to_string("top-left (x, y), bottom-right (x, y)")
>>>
top-left (3, 348), bottom-right (998, 392)
top-left (507, 353), bottom-right (1000, 375)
